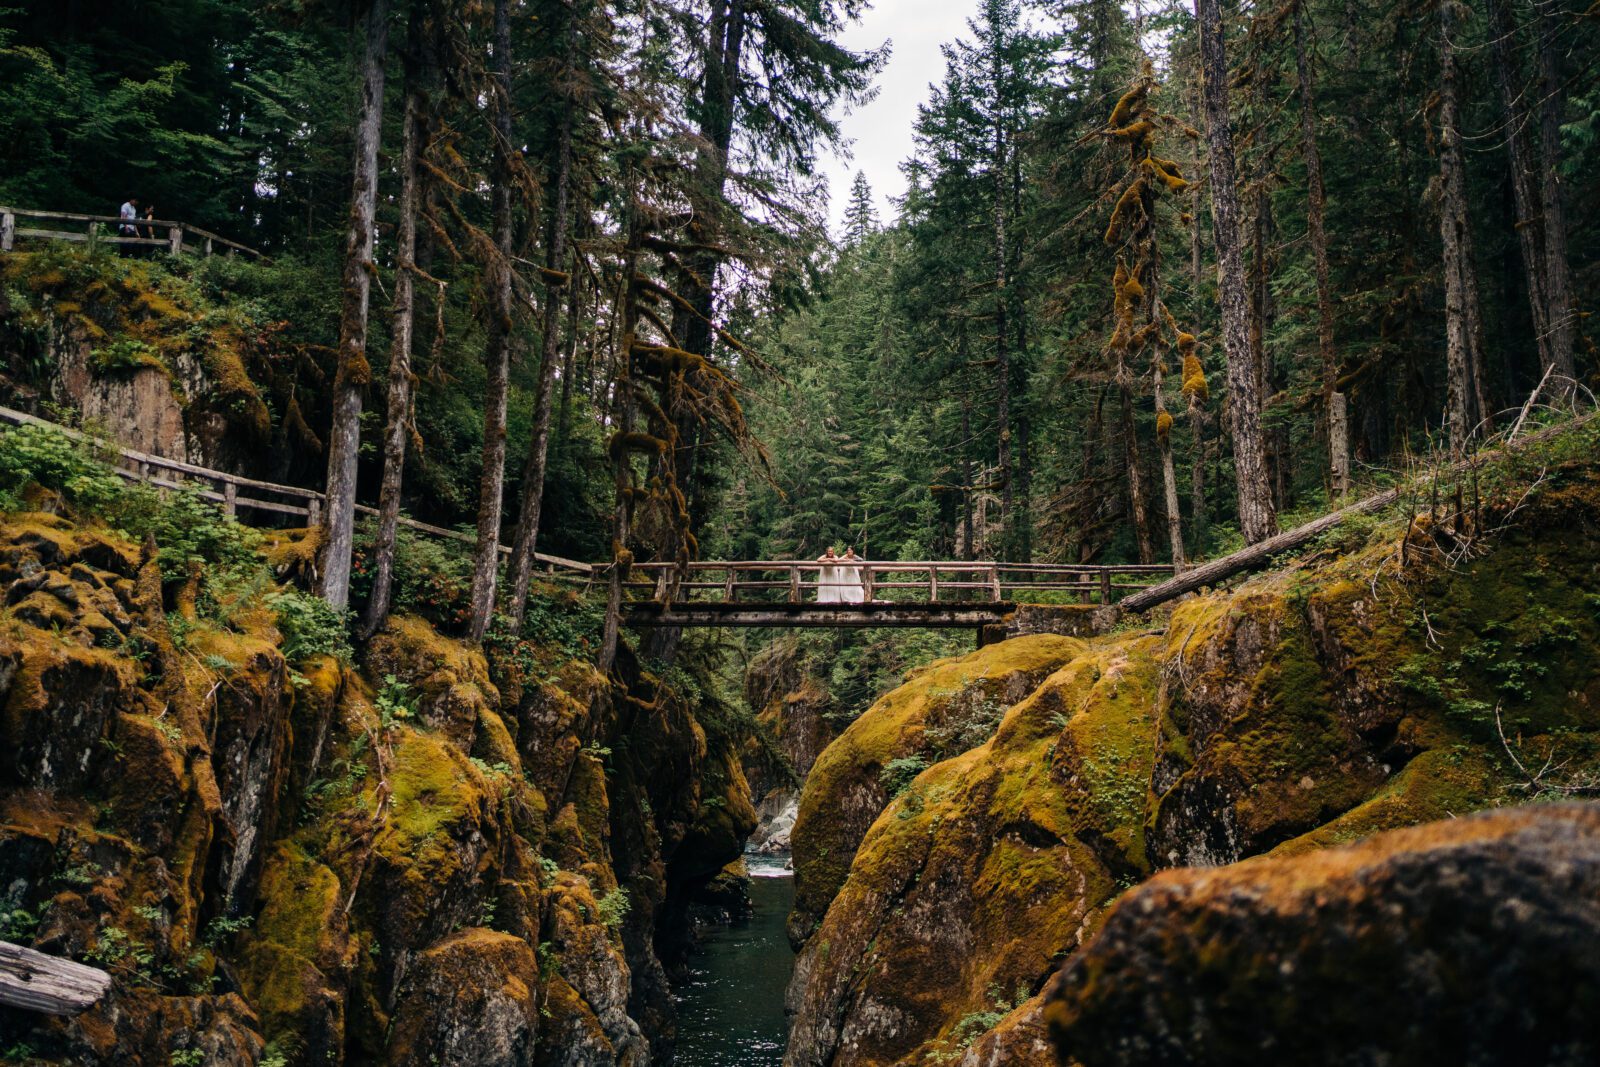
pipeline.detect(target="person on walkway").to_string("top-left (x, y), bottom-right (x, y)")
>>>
top-left (815, 547), bottom-right (841, 603)
top-left (140, 204), bottom-right (159, 254)
top-left (838, 547), bottom-right (866, 604)
top-left (117, 198), bottom-right (141, 256)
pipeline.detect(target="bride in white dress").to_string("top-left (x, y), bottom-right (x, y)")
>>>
top-left (815, 547), bottom-right (841, 603)
top-left (838, 547), bottom-right (866, 604)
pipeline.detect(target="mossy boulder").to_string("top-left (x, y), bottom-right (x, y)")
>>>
top-left (384, 928), bottom-right (542, 1067)
top-left (786, 636), bottom-right (1160, 1067)
top-left (1045, 804), bottom-right (1600, 1067)
top-left (789, 634), bottom-right (1088, 944)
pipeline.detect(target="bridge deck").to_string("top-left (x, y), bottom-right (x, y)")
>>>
top-left (621, 600), bottom-right (1017, 629)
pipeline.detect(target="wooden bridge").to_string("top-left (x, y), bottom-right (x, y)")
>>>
top-left (618, 560), bottom-right (1174, 631)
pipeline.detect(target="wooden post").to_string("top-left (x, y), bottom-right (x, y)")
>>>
top-left (1099, 570), bottom-right (1113, 605)
top-left (1078, 571), bottom-right (1092, 606)
top-left (168, 225), bottom-right (183, 256)
top-left (989, 565), bottom-right (1002, 602)
top-left (203, 236), bottom-right (214, 257)
top-left (723, 568), bottom-right (735, 602)
top-left (0, 941), bottom-right (111, 1016)
top-left (1, 211), bottom-right (14, 252)
top-left (863, 565), bottom-right (876, 604)
top-left (308, 496), bottom-right (323, 529)
top-left (929, 565), bottom-right (939, 602)
top-left (789, 564), bottom-right (801, 604)
top-left (223, 481), bottom-right (237, 518)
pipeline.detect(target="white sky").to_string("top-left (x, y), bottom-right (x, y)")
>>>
top-left (819, 0), bottom-right (981, 236)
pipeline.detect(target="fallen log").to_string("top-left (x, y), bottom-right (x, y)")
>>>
top-left (0, 941), bottom-right (112, 1015)
top-left (1121, 412), bottom-right (1597, 615)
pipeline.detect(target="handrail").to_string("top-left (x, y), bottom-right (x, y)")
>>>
top-left (0, 205), bottom-right (262, 258)
top-left (0, 406), bottom-right (592, 576)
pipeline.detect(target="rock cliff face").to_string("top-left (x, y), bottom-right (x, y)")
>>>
top-left (1045, 804), bottom-right (1600, 1067)
top-left (0, 514), bottom-right (752, 1065)
top-left (784, 451), bottom-right (1600, 1066)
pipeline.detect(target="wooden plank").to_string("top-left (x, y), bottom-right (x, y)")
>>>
top-left (1, 211), bottom-right (14, 252)
top-left (0, 941), bottom-right (111, 1016)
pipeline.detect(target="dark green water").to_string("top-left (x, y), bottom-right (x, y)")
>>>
top-left (672, 856), bottom-right (796, 1066)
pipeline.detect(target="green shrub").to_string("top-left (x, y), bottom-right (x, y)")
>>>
top-left (0, 423), bottom-right (126, 514)
top-left (879, 754), bottom-right (929, 798)
top-left (596, 887), bottom-right (631, 929)
top-left (268, 589), bottom-right (352, 663)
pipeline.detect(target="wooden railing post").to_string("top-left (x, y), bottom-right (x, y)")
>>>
top-left (723, 567), bottom-right (735, 602)
top-left (989, 565), bottom-right (1001, 601)
top-left (789, 564), bottom-right (801, 604)
top-left (223, 481), bottom-right (237, 518)
top-left (308, 495), bottom-right (322, 529)
top-left (863, 565), bottom-right (875, 604)
top-left (1, 211), bottom-right (14, 252)
top-left (168, 225), bottom-right (183, 256)
top-left (1099, 570), bottom-right (1113, 605)
top-left (928, 565), bottom-right (939, 602)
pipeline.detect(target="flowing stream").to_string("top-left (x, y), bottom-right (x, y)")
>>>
top-left (672, 853), bottom-right (796, 1065)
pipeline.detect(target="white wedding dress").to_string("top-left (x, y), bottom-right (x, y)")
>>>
top-left (839, 563), bottom-right (865, 604)
top-left (816, 563), bottom-right (840, 603)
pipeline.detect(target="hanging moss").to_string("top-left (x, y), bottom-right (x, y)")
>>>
top-left (1156, 411), bottom-right (1174, 439)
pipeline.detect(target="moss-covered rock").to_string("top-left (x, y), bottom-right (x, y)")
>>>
top-left (1045, 804), bottom-right (1600, 1067)
top-left (786, 636), bottom-right (1160, 1067)
top-left (788, 634), bottom-right (1088, 944)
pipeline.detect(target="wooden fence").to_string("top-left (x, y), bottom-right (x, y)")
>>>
top-left (1, 206), bottom-right (262, 259)
top-left (0, 406), bottom-right (593, 578)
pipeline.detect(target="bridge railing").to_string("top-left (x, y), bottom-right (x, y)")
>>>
top-left (621, 559), bottom-right (1174, 606)
top-left (1, 206), bottom-right (263, 259)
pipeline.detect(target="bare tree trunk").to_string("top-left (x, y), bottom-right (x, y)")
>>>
top-left (362, 13), bottom-right (429, 639)
top-left (1119, 355), bottom-right (1155, 565)
top-left (600, 223), bottom-right (648, 675)
top-left (319, 0), bottom-right (390, 610)
top-left (1486, 0), bottom-right (1555, 379)
top-left (1438, 0), bottom-right (1480, 456)
top-left (467, 0), bottom-right (516, 641)
top-left (1535, 0), bottom-right (1576, 385)
top-left (1155, 360), bottom-right (1186, 568)
top-left (993, 120), bottom-right (1014, 537)
top-left (1292, 0), bottom-right (1348, 498)
top-left (960, 390), bottom-right (975, 563)
top-left (1193, 0), bottom-right (1277, 543)
top-left (506, 99), bottom-right (576, 625)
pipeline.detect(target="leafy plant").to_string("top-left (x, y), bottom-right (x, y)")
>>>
top-left (268, 589), bottom-right (352, 663)
top-left (879, 754), bottom-right (929, 797)
top-left (596, 887), bottom-right (630, 928)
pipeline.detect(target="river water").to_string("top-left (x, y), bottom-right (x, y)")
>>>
top-left (672, 854), bottom-right (796, 1065)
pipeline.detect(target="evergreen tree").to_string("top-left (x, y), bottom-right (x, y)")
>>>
top-left (844, 171), bottom-right (878, 244)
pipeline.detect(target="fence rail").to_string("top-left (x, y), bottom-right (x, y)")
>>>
top-left (0, 406), bottom-right (593, 577)
top-left (1, 206), bottom-right (262, 259)
top-left (622, 558), bottom-right (1173, 607)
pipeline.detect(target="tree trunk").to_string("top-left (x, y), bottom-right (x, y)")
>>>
top-left (467, 0), bottom-right (516, 642)
top-left (1193, 0), bottom-right (1276, 543)
top-left (1292, 0), bottom-right (1348, 498)
top-left (1438, 0), bottom-right (1481, 456)
top-left (993, 120), bottom-right (1014, 537)
top-left (506, 94), bottom-right (576, 625)
top-left (319, 0), bottom-right (390, 610)
top-left (1486, 0), bottom-right (1555, 380)
top-left (361, 12), bottom-right (430, 639)
top-left (1119, 355), bottom-right (1155, 565)
top-left (1155, 360), bottom-right (1186, 569)
top-left (1535, 0), bottom-right (1577, 385)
